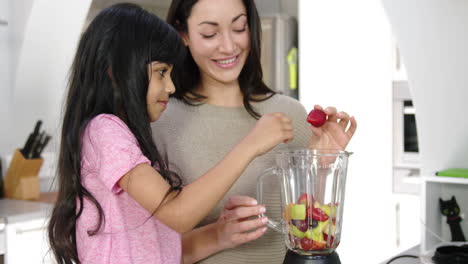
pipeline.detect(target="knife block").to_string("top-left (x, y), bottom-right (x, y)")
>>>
top-left (3, 149), bottom-right (42, 200)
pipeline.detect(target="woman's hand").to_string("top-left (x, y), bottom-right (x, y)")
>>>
top-left (215, 196), bottom-right (268, 250)
top-left (242, 112), bottom-right (294, 157)
top-left (308, 105), bottom-right (357, 150)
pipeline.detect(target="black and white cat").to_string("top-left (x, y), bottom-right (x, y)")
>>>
top-left (439, 196), bottom-right (466, 242)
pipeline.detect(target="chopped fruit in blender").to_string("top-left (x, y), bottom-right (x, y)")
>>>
top-left (323, 221), bottom-right (336, 236)
top-left (300, 237), bottom-right (313, 251)
top-left (291, 225), bottom-right (306, 238)
top-left (306, 109), bottom-right (327, 127)
top-left (291, 204), bottom-right (306, 220)
top-left (304, 229), bottom-right (313, 240)
top-left (312, 220), bottom-right (329, 236)
top-left (310, 207), bottom-right (329, 221)
top-left (321, 204), bottom-right (337, 218)
top-left (323, 233), bottom-right (338, 248)
top-left (292, 219), bottom-right (308, 232)
top-left (290, 225), bottom-right (305, 239)
top-left (311, 219), bottom-right (318, 228)
top-left (309, 223), bottom-right (327, 243)
top-left (312, 240), bottom-right (327, 250)
top-left (297, 193), bottom-right (308, 206)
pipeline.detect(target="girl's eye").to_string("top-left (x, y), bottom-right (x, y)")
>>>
top-left (158, 69), bottom-right (168, 78)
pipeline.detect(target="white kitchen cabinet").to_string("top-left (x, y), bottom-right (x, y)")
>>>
top-left (5, 217), bottom-right (53, 264)
top-left (0, 199), bottom-right (53, 264)
top-left (392, 194), bottom-right (420, 253)
top-left (421, 176), bottom-right (468, 254)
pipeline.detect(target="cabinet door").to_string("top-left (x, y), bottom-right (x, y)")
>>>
top-left (5, 218), bottom-right (54, 264)
top-left (393, 194), bottom-right (420, 252)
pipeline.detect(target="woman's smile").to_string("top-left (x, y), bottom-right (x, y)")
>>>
top-left (213, 55), bottom-right (240, 68)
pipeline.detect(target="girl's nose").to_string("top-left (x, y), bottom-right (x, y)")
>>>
top-left (166, 78), bottom-right (176, 94)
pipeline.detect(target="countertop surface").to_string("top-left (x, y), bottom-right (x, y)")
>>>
top-left (0, 198), bottom-right (52, 224)
top-left (380, 245), bottom-right (438, 264)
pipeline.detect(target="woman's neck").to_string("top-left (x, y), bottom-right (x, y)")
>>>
top-left (195, 78), bottom-right (244, 107)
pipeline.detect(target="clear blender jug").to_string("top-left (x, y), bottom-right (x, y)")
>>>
top-left (257, 149), bottom-right (352, 264)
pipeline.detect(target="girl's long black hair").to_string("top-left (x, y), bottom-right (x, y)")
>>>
top-left (166, 0), bottom-right (276, 119)
top-left (47, 3), bottom-right (185, 264)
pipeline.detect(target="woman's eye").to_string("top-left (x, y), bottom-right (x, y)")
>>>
top-left (201, 33), bottom-right (216, 39)
top-left (233, 27), bottom-right (246, 33)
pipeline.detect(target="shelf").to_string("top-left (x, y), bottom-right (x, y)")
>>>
top-left (423, 176), bottom-right (468, 185)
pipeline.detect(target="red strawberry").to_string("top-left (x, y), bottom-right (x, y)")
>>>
top-left (300, 237), bottom-right (313, 251)
top-left (323, 234), bottom-right (340, 248)
top-left (297, 193), bottom-right (308, 206)
top-left (307, 109), bottom-right (327, 127)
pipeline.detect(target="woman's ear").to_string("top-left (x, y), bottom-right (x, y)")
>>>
top-left (179, 32), bottom-right (189, 46)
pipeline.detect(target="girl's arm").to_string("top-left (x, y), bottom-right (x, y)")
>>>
top-left (182, 196), bottom-right (268, 264)
top-left (118, 113), bottom-right (292, 233)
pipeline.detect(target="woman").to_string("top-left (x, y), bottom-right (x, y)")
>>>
top-left (152, 0), bottom-right (357, 263)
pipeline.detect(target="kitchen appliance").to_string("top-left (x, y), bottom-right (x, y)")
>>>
top-left (260, 14), bottom-right (298, 99)
top-left (257, 149), bottom-right (352, 264)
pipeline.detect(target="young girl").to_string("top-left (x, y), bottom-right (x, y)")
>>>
top-left (47, 3), bottom-right (293, 264)
top-left (152, 0), bottom-right (357, 263)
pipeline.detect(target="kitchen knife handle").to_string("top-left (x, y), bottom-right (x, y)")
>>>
top-left (33, 135), bottom-right (51, 159)
top-left (21, 133), bottom-right (35, 157)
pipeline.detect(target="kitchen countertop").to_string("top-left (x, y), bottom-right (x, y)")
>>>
top-left (380, 245), bottom-right (435, 264)
top-left (0, 199), bottom-right (52, 224)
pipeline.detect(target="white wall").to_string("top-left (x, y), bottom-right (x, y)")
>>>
top-left (1, 0), bottom-right (91, 184)
top-left (382, 0), bottom-right (468, 176)
top-left (1, 0), bottom-right (34, 155)
top-left (0, 0), bottom-right (13, 161)
top-left (299, 1), bottom-right (395, 263)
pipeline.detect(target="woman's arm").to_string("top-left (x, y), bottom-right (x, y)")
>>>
top-left (182, 196), bottom-right (268, 264)
top-left (118, 113), bottom-right (292, 233)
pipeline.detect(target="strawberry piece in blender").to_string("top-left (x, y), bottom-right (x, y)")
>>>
top-left (300, 237), bottom-right (313, 251)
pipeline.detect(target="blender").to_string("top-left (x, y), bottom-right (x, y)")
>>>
top-left (257, 149), bottom-right (352, 264)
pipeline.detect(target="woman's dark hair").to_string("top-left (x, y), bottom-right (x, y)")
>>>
top-left (166, 0), bottom-right (276, 119)
top-left (47, 3), bottom-right (185, 264)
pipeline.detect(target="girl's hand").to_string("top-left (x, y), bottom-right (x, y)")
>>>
top-left (215, 196), bottom-right (268, 250)
top-left (308, 105), bottom-right (357, 150)
top-left (242, 112), bottom-right (294, 157)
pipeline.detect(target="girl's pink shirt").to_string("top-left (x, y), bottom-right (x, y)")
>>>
top-left (76, 114), bottom-right (181, 264)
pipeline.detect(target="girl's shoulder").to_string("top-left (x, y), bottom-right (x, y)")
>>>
top-left (84, 114), bottom-right (135, 143)
top-left (87, 114), bottom-right (128, 131)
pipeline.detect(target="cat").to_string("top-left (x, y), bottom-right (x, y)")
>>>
top-left (439, 196), bottom-right (466, 242)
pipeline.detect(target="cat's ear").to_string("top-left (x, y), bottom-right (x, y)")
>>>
top-left (451, 196), bottom-right (456, 202)
top-left (439, 198), bottom-right (443, 204)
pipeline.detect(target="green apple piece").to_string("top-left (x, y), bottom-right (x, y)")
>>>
top-left (304, 229), bottom-right (313, 239)
top-left (290, 204), bottom-right (306, 220)
top-left (313, 220), bottom-right (329, 234)
top-left (290, 225), bottom-right (305, 238)
top-left (323, 222), bottom-right (336, 235)
top-left (321, 204), bottom-right (337, 218)
top-left (310, 228), bottom-right (325, 242)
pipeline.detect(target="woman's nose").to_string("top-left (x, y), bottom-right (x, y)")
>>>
top-left (218, 33), bottom-right (235, 54)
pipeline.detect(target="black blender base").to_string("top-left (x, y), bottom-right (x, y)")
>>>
top-left (283, 250), bottom-right (341, 264)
